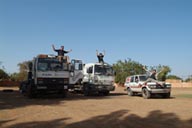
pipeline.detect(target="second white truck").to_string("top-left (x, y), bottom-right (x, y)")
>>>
top-left (80, 62), bottom-right (115, 96)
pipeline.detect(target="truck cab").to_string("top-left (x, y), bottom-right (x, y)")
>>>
top-left (81, 62), bottom-right (115, 96)
top-left (20, 54), bottom-right (83, 98)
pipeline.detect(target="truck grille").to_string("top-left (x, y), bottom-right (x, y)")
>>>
top-left (37, 78), bottom-right (69, 85)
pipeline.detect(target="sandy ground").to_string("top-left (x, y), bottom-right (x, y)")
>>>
top-left (0, 86), bottom-right (192, 128)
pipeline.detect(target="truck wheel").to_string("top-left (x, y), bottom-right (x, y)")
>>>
top-left (26, 84), bottom-right (35, 98)
top-left (59, 90), bottom-right (67, 98)
top-left (83, 84), bottom-right (90, 96)
top-left (127, 88), bottom-right (134, 96)
top-left (103, 91), bottom-right (109, 96)
top-left (142, 88), bottom-right (151, 99)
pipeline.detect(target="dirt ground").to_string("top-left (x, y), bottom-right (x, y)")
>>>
top-left (0, 86), bottom-right (192, 128)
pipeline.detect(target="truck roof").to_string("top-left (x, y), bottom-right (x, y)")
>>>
top-left (85, 62), bottom-right (112, 66)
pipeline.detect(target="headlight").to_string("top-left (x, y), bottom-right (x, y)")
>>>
top-left (165, 84), bottom-right (171, 88)
top-left (149, 85), bottom-right (156, 89)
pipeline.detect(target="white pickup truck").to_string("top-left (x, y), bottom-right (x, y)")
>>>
top-left (124, 75), bottom-right (171, 99)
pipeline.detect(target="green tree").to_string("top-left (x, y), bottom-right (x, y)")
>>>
top-left (9, 72), bottom-right (20, 81)
top-left (0, 62), bottom-right (9, 81)
top-left (113, 59), bottom-right (145, 84)
top-left (17, 60), bottom-right (32, 81)
top-left (0, 69), bottom-right (9, 81)
top-left (156, 65), bottom-right (171, 81)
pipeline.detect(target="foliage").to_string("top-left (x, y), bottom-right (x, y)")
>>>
top-left (113, 59), bottom-right (145, 84)
top-left (185, 75), bottom-right (192, 82)
top-left (16, 60), bottom-right (32, 81)
top-left (113, 59), bottom-right (172, 84)
top-left (9, 72), bottom-right (20, 81)
top-left (0, 69), bottom-right (9, 80)
top-left (157, 65), bottom-right (171, 81)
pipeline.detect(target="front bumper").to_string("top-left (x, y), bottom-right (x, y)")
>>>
top-left (36, 84), bottom-right (68, 90)
top-left (149, 88), bottom-right (171, 94)
top-left (90, 84), bottom-right (115, 92)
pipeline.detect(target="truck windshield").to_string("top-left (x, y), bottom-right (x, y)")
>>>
top-left (94, 65), bottom-right (114, 76)
top-left (139, 75), bottom-right (148, 81)
top-left (37, 58), bottom-right (68, 71)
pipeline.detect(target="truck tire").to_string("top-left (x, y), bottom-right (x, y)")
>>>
top-left (26, 83), bottom-right (36, 98)
top-left (162, 92), bottom-right (170, 98)
top-left (142, 88), bottom-right (151, 99)
top-left (83, 84), bottom-right (90, 96)
top-left (59, 90), bottom-right (67, 98)
top-left (127, 88), bottom-right (134, 96)
top-left (103, 91), bottom-right (109, 96)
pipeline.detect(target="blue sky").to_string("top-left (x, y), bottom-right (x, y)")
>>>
top-left (0, 0), bottom-right (192, 78)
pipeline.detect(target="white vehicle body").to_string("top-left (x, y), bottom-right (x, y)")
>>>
top-left (77, 62), bottom-right (115, 95)
top-left (124, 74), bottom-right (171, 99)
top-left (20, 54), bottom-right (83, 98)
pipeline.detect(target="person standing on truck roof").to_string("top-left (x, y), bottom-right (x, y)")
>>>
top-left (52, 44), bottom-right (72, 62)
top-left (96, 50), bottom-right (105, 64)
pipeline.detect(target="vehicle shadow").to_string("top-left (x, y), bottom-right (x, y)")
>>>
top-left (127, 93), bottom-right (176, 99)
top-left (0, 89), bottom-right (126, 110)
top-left (2, 110), bottom-right (192, 128)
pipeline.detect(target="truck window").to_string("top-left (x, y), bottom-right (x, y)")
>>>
top-left (130, 77), bottom-right (134, 82)
top-left (139, 75), bottom-right (147, 82)
top-left (50, 63), bottom-right (62, 70)
top-left (94, 65), bottom-right (113, 75)
top-left (87, 66), bottom-right (93, 74)
top-left (135, 76), bottom-right (139, 82)
top-left (37, 63), bottom-right (48, 71)
top-left (38, 58), bottom-right (68, 71)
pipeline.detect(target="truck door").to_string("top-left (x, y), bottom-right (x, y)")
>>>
top-left (133, 76), bottom-right (141, 92)
top-left (71, 59), bottom-right (83, 71)
top-left (70, 59), bottom-right (83, 85)
top-left (129, 76), bottom-right (135, 91)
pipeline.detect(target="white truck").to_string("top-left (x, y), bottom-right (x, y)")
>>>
top-left (73, 62), bottom-right (115, 96)
top-left (20, 54), bottom-right (83, 98)
top-left (124, 74), bottom-right (171, 99)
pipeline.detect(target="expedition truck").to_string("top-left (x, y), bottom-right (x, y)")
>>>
top-left (73, 62), bottom-right (115, 96)
top-left (19, 54), bottom-right (83, 98)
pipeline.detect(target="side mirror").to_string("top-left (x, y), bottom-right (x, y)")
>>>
top-left (87, 67), bottom-right (93, 74)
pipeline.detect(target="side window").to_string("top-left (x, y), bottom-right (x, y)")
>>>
top-left (135, 76), bottom-right (139, 82)
top-left (130, 77), bottom-right (134, 82)
top-left (87, 66), bottom-right (93, 74)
